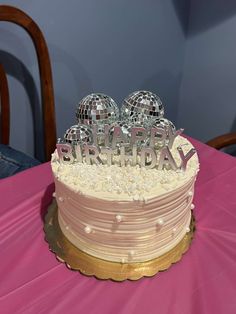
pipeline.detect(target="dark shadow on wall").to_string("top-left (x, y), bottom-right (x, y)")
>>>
top-left (171, 0), bottom-right (191, 36)
top-left (0, 50), bottom-right (43, 161)
top-left (140, 70), bottom-right (182, 125)
top-left (48, 44), bottom-right (93, 98)
top-left (47, 44), bottom-right (93, 137)
top-left (184, 0), bottom-right (236, 37)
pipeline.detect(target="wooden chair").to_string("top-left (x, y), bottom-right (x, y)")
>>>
top-left (0, 63), bottom-right (10, 146)
top-left (206, 132), bottom-right (236, 150)
top-left (0, 5), bottom-right (56, 162)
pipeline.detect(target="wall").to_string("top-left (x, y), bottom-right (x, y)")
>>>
top-left (0, 0), bottom-right (188, 160)
top-left (178, 0), bottom-right (236, 143)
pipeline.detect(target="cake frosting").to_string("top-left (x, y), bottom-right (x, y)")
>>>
top-left (51, 135), bottom-right (199, 263)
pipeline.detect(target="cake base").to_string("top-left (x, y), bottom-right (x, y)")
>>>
top-left (44, 200), bottom-right (195, 281)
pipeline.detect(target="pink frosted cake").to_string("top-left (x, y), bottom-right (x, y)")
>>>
top-left (51, 91), bottom-right (199, 264)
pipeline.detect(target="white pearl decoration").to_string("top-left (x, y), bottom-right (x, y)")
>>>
top-left (188, 191), bottom-right (193, 197)
top-left (52, 192), bottom-right (56, 197)
top-left (157, 218), bottom-right (164, 226)
top-left (129, 250), bottom-right (135, 258)
top-left (84, 226), bottom-right (92, 234)
top-left (58, 196), bottom-right (64, 202)
top-left (186, 227), bottom-right (190, 233)
top-left (172, 227), bottom-right (177, 235)
top-left (65, 226), bottom-right (69, 230)
top-left (121, 258), bottom-right (125, 264)
top-left (190, 203), bottom-right (195, 209)
top-left (115, 214), bottom-right (123, 223)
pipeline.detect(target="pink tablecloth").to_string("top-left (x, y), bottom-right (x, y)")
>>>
top-left (1, 138), bottom-right (236, 314)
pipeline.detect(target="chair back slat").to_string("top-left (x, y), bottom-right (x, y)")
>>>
top-left (206, 132), bottom-right (236, 149)
top-left (0, 5), bottom-right (56, 161)
top-left (0, 63), bottom-right (10, 145)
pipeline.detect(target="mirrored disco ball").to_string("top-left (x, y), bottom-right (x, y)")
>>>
top-left (110, 120), bottom-right (133, 142)
top-left (152, 118), bottom-right (176, 133)
top-left (121, 90), bottom-right (164, 124)
top-left (129, 112), bottom-right (150, 127)
top-left (64, 125), bottom-right (92, 145)
top-left (76, 93), bottom-right (119, 126)
top-left (148, 118), bottom-right (176, 148)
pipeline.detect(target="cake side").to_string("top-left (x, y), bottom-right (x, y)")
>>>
top-left (55, 177), bottom-right (194, 263)
top-left (51, 136), bottom-right (199, 263)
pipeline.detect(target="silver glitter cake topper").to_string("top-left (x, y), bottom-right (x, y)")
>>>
top-left (121, 90), bottom-right (164, 124)
top-left (76, 93), bottom-right (119, 126)
top-left (57, 92), bottom-right (196, 170)
top-left (64, 125), bottom-right (92, 145)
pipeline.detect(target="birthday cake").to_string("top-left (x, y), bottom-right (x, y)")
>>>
top-left (51, 91), bottom-right (199, 264)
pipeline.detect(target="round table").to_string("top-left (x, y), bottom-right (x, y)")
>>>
top-left (1, 137), bottom-right (236, 314)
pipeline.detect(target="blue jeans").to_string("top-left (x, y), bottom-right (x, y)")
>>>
top-left (0, 144), bottom-right (40, 179)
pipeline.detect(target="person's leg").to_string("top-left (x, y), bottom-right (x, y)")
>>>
top-left (0, 144), bottom-right (40, 179)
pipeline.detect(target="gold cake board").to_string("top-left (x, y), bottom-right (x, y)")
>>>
top-left (44, 200), bottom-right (195, 281)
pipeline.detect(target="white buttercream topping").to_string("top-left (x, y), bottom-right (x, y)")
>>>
top-left (51, 136), bottom-right (199, 201)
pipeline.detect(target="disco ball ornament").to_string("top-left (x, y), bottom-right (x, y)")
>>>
top-left (76, 93), bottom-right (119, 126)
top-left (109, 120), bottom-right (132, 144)
top-left (148, 118), bottom-right (176, 148)
top-left (152, 118), bottom-right (176, 133)
top-left (64, 125), bottom-right (92, 145)
top-left (129, 112), bottom-right (150, 128)
top-left (121, 91), bottom-right (164, 124)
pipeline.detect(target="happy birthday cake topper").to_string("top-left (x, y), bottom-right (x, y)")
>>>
top-left (56, 91), bottom-right (196, 171)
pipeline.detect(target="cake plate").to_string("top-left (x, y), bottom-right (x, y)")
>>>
top-left (44, 200), bottom-right (195, 281)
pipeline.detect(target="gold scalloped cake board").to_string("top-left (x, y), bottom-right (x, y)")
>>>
top-left (44, 200), bottom-right (195, 281)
